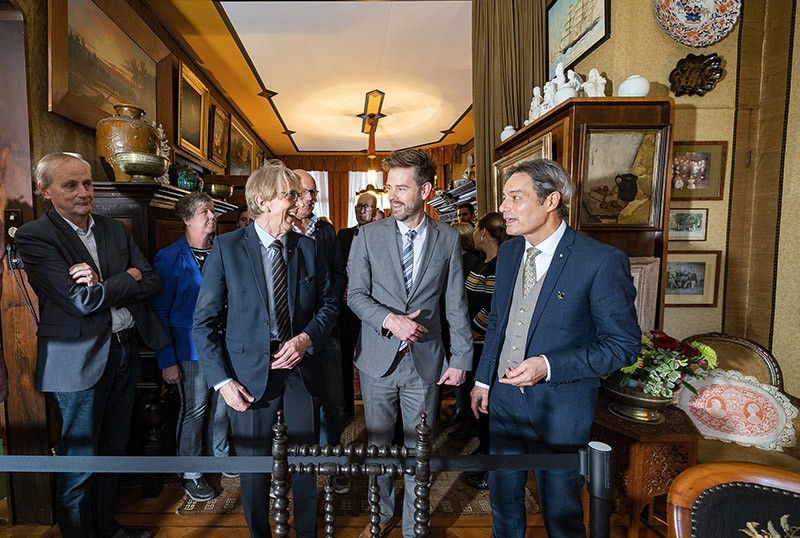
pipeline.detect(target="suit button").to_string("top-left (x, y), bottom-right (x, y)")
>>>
top-left (519, 308), bottom-right (526, 313)
top-left (517, 321), bottom-right (523, 326)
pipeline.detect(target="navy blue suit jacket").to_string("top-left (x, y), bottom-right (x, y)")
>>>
top-left (475, 226), bottom-right (641, 445)
top-left (192, 224), bottom-right (338, 400)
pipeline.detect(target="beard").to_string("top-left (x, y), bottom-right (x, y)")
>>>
top-left (391, 197), bottom-right (423, 222)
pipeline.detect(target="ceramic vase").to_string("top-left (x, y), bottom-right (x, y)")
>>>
top-left (97, 104), bottom-right (159, 182)
top-left (553, 86), bottom-right (578, 105)
top-left (617, 75), bottom-right (650, 97)
top-left (500, 125), bottom-right (517, 142)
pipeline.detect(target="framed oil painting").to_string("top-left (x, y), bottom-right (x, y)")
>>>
top-left (671, 141), bottom-right (727, 200)
top-left (547, 0), bottom-right (611, 78)
top-left (48, 0), bottom-right (169, 129)
top-left (669, 208), bottom-right (708, 241)
top-left (209, 101), bottom-right (229, 167)
top-left (578, 127), bottom-right (668, 229)
top-left (665, 250), bottom-right (721, 307)
top-left (492, 132), bottom-right (553, 211)
top-left (229, 117), bottom-right (254, 176)
top-left (179, 64), bottom-right (208, 159)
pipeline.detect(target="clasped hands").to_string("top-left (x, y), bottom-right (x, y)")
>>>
top-left (68, 263), bottom-right (142, 287)
top-left (469, 356), bottom-right (548, 418)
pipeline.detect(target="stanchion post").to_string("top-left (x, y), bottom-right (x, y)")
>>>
top-left (272, 410), bottom-right (290, 538)
top-left (586, 441), bottom-right (613, 538)
top-left (412, 412), bottom-right (432, 538)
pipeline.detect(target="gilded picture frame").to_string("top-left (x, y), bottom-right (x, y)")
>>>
top-left (492, 132), bottom-right (553, 211)
top-left (229, 117), bottom-right (254, 176)
top-left (178, 64), bottom-right (208, 159)
top-left (208, 100), bottom-right (230, 167)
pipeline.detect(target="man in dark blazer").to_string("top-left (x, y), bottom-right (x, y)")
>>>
top-left (336, 190), bottom-right (378, 418)
top-left (15, 153), bottom-right (168, 538)
top-left (470, 159), bottom-right (641, 538)
top-left (193, 161), bottom-right (338, 538)
top-left (348, 149), bottom-right (472, 538)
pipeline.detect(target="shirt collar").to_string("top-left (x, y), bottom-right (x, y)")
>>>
top-left (525, 220), bottom-right (566, 255)
top-left (395, 215), bottom-right (428, 237)
top-left (60, 213), bottom-right (95, 235)
top-left (253, 221), bottom-right (278, 247)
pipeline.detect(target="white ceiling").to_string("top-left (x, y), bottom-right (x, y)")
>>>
top-left (219, 1), bottom-right (473, 153)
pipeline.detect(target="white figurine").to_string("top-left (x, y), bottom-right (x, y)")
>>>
top-left (554, 62), bottom-right (566, 90)
top-left (581, 68), bottom-right (607, 97)
top-left (524, 86), bottom-right (543, 125)
top-left (567, 70), bottom-right (584, 93)
top-left (540, 81), bottom-right (556, 115)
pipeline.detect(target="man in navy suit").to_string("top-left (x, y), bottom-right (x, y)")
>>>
top-left (193, 160), bottom-right (338, 537)
top-left (470, 159), bottom-right (640, 538)
top-left (16, 153), bottom-right (168, 538)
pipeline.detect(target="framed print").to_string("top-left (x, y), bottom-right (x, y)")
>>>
top-left (669, 208), bottom-right (708, 241)
top-left (48, 0), bottom-right (168, 129)
top-left (547, 0), bottom-right (611, 78)
top-left (208, 101), bottom-right (229, 167)
top-left (671, 141), bottom-right (727, 200)
top-left (665, 250), bottom-right (721, 307)
top-left (629, 257), bottom-right (660, 332)
top-left (229, 117), bottom-right (254, 176)
top-left (492, 132), bottom-right (553, 210)
top-left (579, 127), bottom-right (668, 228)
top-left (254, 149), bottom-right (265, 171)
top-left (179, 64), bottom-right (208, 159)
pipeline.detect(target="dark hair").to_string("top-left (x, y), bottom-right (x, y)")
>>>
top-left (176, 192), bottom-right (214, 223)
top-left (505, 158), bottom-right (572, 220)
top-left (476, 212), bottom-right (508, 244)
top-left (456, 202), bottom-right (475, 214)
top-left (381, 149), bottom-right (436, 187)
top-left (237, 206), bottom-right (249, 219)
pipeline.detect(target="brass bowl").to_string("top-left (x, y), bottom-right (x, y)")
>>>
top-left (203, 182), bottom-right (234, 201)
top-left (115, 152), bottom-right (168, 182)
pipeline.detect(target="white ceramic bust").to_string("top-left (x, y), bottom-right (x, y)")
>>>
top-left (554, 62), bottom-right (566, 90)
top-left (581, 68), bottom-right (607, 97)
top-left (540, 81), bottom-right (556, 115)
top-left (524, 86), bottom-right (543, 125)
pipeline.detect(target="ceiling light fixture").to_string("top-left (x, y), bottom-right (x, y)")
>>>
top-left (357, 89), bottom-right (386, 163)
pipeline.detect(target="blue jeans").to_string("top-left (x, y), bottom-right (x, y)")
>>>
top-left (318, 336), bottom-right (345, 447)
top-left (50, 340), bottom-right (140, 538)
top-left (176, 360), bottom-right (230, 479)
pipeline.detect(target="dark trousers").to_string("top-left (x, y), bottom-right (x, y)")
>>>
top-left (337, 310), bottom-right (360, 416)
top-left (227, 369), bottom-right (319, 538)
top-left (50, 340), bottom-right (140, 538)
top-left (487, 382), bottom-right (586, 538)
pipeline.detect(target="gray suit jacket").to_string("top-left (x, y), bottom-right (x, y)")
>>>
top-left (15, 210), bottom-right (169, 392)
top-left (347, 216), bottom-right (472, 383)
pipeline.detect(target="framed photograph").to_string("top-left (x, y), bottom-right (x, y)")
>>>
top-left (208, 101), bottom-right (229, 167)
top-left (671, 141), bottom-right (727, 200)
top-left (492, 132), bottom-right (553, 210)
top-left (179, 64), bottom-right (208, 159)
top-left (48, 0), bottom-right (169, 129)
top-left (629, 257), bottom-right (660, 332)
top-left (669, 208), bottom-right (708, 241)
top-left (229, 117), bottom-right (254, 176)
top-left (578, 127), bottom-right (668, 228)
top-left (547, 0), bottom-right (611, 79)
top-left (665, 251), bottom-right (721, 307)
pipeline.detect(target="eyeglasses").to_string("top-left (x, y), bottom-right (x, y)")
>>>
top-left (355, 204), bottom-right (376, 211)
top-left (279, 191), bottom-right (300, 201)
top-left (302, 188), bottom-right (319, 196)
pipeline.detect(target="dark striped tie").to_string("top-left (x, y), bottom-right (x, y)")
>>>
top-left (270, 239), bottom-right (292, 343)
top-left (402, 229), bottom-right (417, 295)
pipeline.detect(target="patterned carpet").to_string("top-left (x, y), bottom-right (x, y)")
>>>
top-left (177, 407), bottom-right (540, 518)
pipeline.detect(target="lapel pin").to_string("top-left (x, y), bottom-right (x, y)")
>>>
top-left (557, 291), bottom-right (565, 299)
top-left (559, 253), bottom-right (563, 257)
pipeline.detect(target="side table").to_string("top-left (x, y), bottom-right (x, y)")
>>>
top-left (592, 396), bottom-right (698, 538)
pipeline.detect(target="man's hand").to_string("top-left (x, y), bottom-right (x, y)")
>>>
top-left (470, 386), bottom-right (489, 418)
top-left (220, 380), bottom-right (255, 412)
top-left (437, 367), bottom-right (466, 386)
top-left (271, 332), bottom-right (312, 369)
top-left (126, 267), bottom-right (143, 281)
top-left (498, 356), bottom-right (548, 387)
top-left (69, 262), bottom-right (99, 287)
top-left (161, 364), bottom-right (182, 384)
top-left (385, 310), bottom-right (428, 343)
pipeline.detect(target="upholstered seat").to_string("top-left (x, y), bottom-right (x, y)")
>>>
top-left (667, 462), bottom-right (800, 538)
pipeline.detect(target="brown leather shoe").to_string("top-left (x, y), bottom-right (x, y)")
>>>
top-left (358, 516), bottom-right (399, 538)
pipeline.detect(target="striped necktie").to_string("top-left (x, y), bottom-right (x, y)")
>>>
top-left (402, 229), bottom-right (417, 295)
top-left (269, 239), bottom-right (292, 343)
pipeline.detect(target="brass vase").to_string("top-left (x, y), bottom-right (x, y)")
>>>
top-left (601, 377), bottom-right (673, 424)
top-left (97, 104), bottom-right (159, 182)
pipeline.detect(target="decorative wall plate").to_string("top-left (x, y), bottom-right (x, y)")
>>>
top-left (669, 53), bottom-right (724, 97)
top-left (655, 0), bottom-right (741, 47)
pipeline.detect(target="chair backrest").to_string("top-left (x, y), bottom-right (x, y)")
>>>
top-left (667, 462), bottom-right (800, 538)
top-left (683, 332), bottom-right (784, 390)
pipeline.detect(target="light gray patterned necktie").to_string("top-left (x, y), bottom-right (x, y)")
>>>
top-left (402, 229), bottom-right (417, 295)
top-left (523, 246), bottom-right (541, 296)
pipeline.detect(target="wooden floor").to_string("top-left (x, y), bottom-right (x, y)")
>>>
top-left (0, 482), bottom-right (669, 537)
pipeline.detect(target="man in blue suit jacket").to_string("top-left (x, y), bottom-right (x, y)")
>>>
top-left (193, 161), bottom-right (338, 537)
top-left (470, 159), bottom-right (641, 538)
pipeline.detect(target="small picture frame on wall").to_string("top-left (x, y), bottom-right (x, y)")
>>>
top-left (179, 64), bottom-right (208, 159)
top-left (665, 250), bottom-right (721, 307)
top-left (229, 117), bottom-right (254, 176)
top-left (671, 141), bottom-right (727, 200)
top-left (208, 101), bottom-right (229, 167)
top-left (668, 208), bottom-right (708, 241)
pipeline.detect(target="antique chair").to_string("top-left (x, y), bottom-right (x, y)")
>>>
top-left (667, 461), bottom-right (800, 538)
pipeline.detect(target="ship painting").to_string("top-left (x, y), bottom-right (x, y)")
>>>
top-left (548, 0), bottom-right (608, 78)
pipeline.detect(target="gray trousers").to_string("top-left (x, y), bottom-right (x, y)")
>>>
top-left (358, 353), bottom-right (438, 538)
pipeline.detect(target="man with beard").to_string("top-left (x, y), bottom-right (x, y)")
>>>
top-left (347, 149), bottom-right (472, 538)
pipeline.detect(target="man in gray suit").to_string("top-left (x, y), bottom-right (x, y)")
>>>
top-left (15, 153), bottom-right (168, 538)
top-left (347, 149), bottom-right (472, 538)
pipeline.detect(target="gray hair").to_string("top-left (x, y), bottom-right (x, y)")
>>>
top-left (175, 192), bottom-right (214, 223)
top-left (35, 153), bottom-right (92, 190)
top-left (245, 159), bottom-right (300, 218)
top-left (505, 159), bottom-right (572, 220)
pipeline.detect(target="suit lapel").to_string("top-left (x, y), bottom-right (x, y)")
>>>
top-left (409, 218), bottom-right (438, 299)
top-left (47, 210), bottom-right (101, 275)
top-left (385, 218), bottom-right (406, 289)
top-left (527, 227), bottom-right (575, 342)
top-left (243, 225), bottom-right (269, 311)
top-left (178, 236), bottom-right (203, 286)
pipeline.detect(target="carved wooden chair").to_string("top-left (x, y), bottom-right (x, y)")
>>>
top-left (667, 461), bottom-right (800, 538)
